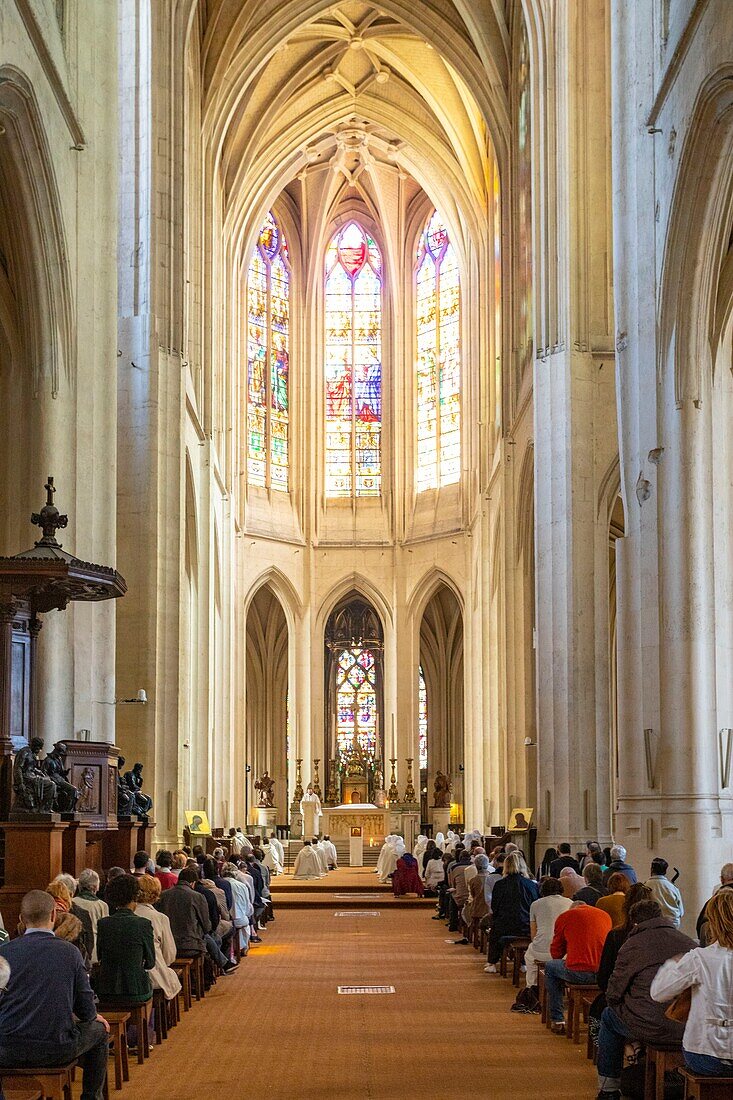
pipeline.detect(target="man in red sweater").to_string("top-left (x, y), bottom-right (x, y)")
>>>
top-left (545, 902), bottom-right (612, 1032)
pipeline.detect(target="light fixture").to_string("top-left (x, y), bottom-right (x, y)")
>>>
top-left (96, 688), bottom-right (148, 706)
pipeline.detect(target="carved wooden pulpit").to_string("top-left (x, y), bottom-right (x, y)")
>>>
top-left (0, 479), bottom-right (126, 928)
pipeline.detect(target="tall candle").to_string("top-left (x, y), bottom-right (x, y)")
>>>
top-left (392, 713), bottom-right (396, 757)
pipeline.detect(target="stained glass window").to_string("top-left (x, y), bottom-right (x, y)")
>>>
top-left (325, 222), bottom-right (382, 497)
top-left (516, 18), bottom-right (532, 379)
top-left (418, 665), bottom-right (428, 770)
top-left (415, 210), bottom-right (461, 491)
top-left (247, 211), bottom-right (290, 490)
top-left (336, 648), bottom-right (378, 761)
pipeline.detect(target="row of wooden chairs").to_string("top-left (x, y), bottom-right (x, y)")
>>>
top-left (0, 945), bottom-right (231, 1100)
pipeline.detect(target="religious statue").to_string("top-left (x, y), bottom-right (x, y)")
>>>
top-left (116, 756), bottom-right (136, 817)
top-left (433, 770), bottom-right (452, 809)
top-left (41, 742), bottom-right (80, 814)
top-left (123, 761), bottom-right (153, 820)
top-left (254, 770), bottom-right (275, 808)
top-left (76, 766), bottom-right (96, 812)
top-left (11, 738), bottom-right (56, 814)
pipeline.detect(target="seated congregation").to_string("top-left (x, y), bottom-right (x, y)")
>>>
top-left (416, 833), bottom-right (733, 1100)
top-left (0, 838), bottom-right (278, 1100)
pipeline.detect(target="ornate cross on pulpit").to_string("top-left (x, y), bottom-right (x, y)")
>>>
top-left (31, 476), bottom-right (69, 546)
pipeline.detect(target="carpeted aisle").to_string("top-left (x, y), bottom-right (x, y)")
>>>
top-left (107, 877), bottom-right (597, 1100)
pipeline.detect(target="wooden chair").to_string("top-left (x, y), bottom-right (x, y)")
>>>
top-left (680, 1067), bottom-right (733, 1099)
top-left (172, 958), bottom-right (193, 1011)
top-left (102, 1010), bottom-right (130, 1091)
top-left (566, 983), bottom-right (599, 1043)
top-left (580, 988), bottom-right (599, 1062)
top-left (190, 953), bottom-right (206, 1000)
top-left (152, 989), bottom-right (168, 1046)
top-left (1, 1087), bottom-right (43, 1100)
top-left (97, 1001), bottom-right (151, 1066)
top-left (0, 1064), bottom-right (77, 1100)
top-left (508, 938), bottom-right (531, 986)
top-left (537, 962), bottom-right (548, 1025)
top-left (644, 1044), bottom-right (685, 1100)
top-left (166, 989), bottom-right (180, 1029)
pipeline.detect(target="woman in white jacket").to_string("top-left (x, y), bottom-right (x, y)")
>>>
top-left (135, 875), bottom-right (181, 1002)
top-left (650, 890), bottom-right (733, 1077)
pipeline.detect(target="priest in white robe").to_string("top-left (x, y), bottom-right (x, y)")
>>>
top-left (378, 837), bottom-right (405, 883)
top-left (322, 835), bottom-right (338, 870)
top-left (293, 840), bottom-right (322, 879)
top-left (263, 840), bottom-right (284, 876)
top-left (312, 838), bottom-right (329, 877)
top-left (376, 835), bottom-right (396, 877)
top-left (413, 834), bottom-right (428, 864)
top-left (269, 831), bottom-right (285, 867)
top-left (300, 786), bottom-right (323, 838)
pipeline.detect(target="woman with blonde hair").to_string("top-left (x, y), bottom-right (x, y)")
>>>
top-left (44, 882), bottom-right (90, 967)
top-left (484, 850), bottom-right (540, 973)
top-left (651, 889), bottom-right (733, 1077)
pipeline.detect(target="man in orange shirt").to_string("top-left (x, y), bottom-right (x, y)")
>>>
top-left (545, 901), bottom-right (612, 1032)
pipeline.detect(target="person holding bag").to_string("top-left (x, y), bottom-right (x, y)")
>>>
top-left (651, 890), bottom-right (733, 1077)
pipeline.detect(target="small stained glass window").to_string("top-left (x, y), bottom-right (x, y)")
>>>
top-left (247, 211), bottom-right (290, 491)
top-left (336, 647), bottom-right (378, 760)
top-left (325, 222), bottom-right (382, 497)
top-left (415, 210), bottom-right (461, 491)
top-left (418, 665), bottom-right (428, 770)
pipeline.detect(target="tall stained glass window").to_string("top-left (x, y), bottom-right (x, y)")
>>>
top-left (418, 665), bottom-right (428, 770)
top-left (415, 210), bottom-right (461, 492)
top-left (336, 648), bottom-right (378, 760)
top-left (247, 211), bottom-right (290, 490)
top-left (325, 222), bottom-right (382, 497)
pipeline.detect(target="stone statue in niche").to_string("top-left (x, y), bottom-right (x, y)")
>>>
top-left (433, 770), bottom-right (452, 809)
top-left (254, 770), bottom-right (275, 808)
top-left (11, 738), bottom-right (56, 815)
top-left (123, 761), bottom-right (153, 820)
top-left (116, 755), bottom-right (136, 817)
top-left (42, 742), bottom-right (80, 814)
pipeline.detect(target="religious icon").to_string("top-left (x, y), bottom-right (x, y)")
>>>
top-left (350, 826), bottom-right (362, 838)
top-left (507, 807), bottom-right (533, 832)
top-left (185, 809), bottom-right (211, 835)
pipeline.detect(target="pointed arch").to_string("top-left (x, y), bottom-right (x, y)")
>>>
top-left (243, 566), bottom-right (302, 634)
top-left (407, 567), bottom-right (465, 624)
top-left (316, 573), bottom-right (393, 637)
top-left (658, 68), bottom-right (733, 405)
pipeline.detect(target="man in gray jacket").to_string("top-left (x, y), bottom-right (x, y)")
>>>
top-left (595, 899), bottom-right (696, 1100)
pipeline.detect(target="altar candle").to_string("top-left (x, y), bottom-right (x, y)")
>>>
top-left (391, 714), bottom-right (396, 757)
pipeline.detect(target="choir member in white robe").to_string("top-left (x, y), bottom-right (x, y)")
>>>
top-left (269, 832), bottom-right (285, 867)
top-left (293, 841), bottom-right (322, 879)
top-left (434, 831), bottom-right (446, 852)
top-left (312, 838), bottom-right (329, 877)
top-left (322, 835), bottom-right (338, 870)
top-left (263, 841), bottom-right (284, 876)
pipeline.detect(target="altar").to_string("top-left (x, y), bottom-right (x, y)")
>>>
top-left (322, 803), bottom-right (390, 843)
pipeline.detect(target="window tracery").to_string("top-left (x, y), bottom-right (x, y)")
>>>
top-left (415, 210), bottom-right (461, 492)
top-left (418, 665), bottom-right (428, 770)
top-left (325, 221), bottom-right (382, 497)
top-left (247, 211), bottom-right (290, 490)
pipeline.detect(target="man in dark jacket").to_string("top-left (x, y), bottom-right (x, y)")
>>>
top-left (602, 844), bottom-right (638, 886)
top-left (0, 890), bottom-right (109, 1100)
top-left (485, 854), bottom-right (540, 969)
top-left (549, 843), bottom-right (581, 879)
top-left (596, 899), bottom-right (696, 1099)
top-left (156, 867), bottom-right (234, 972)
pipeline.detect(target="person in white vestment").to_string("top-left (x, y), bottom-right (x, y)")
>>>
top-left (269, 832), bottom-right (285, 867)
top-left (263, 841), bottom-right (284, 876)
top-left (434, 831), bottom-right (446, 852)
top-left (322, 835), bottom-right (338, 870)
top-left (413, 835), bottom-right (428, 864)
top-left (293, 840), bottom-right (322, 879)
top-left (376, 836), bottom-right (397, 877)
top-left (312, 838), bottom-right (329, 877)
top-left (379, 837), bottom-right (406, 883)
top-left (299, 787), bottom-right (323, 838)
top-left (136, 875), bottom-right (183, 1000)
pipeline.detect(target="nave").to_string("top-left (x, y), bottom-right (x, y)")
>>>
top-left (112, 869), bottom-right (595, 1100)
